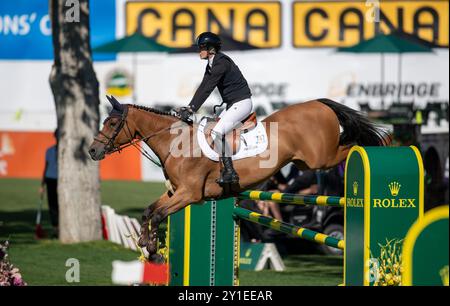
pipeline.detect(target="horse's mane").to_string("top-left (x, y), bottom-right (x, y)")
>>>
top-left (128, 104), bottom-right (178, 118)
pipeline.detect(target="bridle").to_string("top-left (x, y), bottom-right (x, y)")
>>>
top-left (94, 105), bottom-right (129, 154)
top-left (93, 104), bottom-right (183, 167)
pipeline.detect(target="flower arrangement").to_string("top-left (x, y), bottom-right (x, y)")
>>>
top-left (440, 265), bottom-right (449, 286)
top-left (370, 238), bottom-right (403, 286)
top-left (0, 241), bottom-right (27, 286)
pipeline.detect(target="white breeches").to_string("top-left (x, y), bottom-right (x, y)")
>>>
top-left (211, 98), bottom-right (253, 140)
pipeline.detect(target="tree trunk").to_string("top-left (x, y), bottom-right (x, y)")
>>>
top-left (49, 0), bottom-right (102, 243)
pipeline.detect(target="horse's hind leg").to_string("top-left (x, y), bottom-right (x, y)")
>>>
top-left (293, 160), bottom-right (309, 171)
top-left (326, 145), bottom-right (352, 168)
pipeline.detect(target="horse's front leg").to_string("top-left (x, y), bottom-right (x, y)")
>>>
top-left (146, 188), bottom-right (202, 262)
top-left (138, 192), bottom-right (170, 249)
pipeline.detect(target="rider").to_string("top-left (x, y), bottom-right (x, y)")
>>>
top-left (177, 32), bottom-right (253, 186)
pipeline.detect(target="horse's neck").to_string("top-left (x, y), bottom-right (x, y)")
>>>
top-left (131, 108), bottom-right (179, 164)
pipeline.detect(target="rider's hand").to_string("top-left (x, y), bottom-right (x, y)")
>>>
top-left (170, 107), bottom-right (181, 116)
top-left (173, 106), bottom-right (193, 123)
top-left (256, 200), bottom-right (266, 211)
top-left (39, 186), bottom-right (45, 195)
top-left (277, 183), bottom-right (287, 191)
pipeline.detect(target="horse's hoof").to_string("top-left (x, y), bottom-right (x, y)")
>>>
top-left (146, 243), bottom-right (157, 255)
top-left (149, 253), bottom-right (165, 264)
top-left (137, 236), bottom-right (149, 248)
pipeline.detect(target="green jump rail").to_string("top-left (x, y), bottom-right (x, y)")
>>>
top-left (239, 190), bottom-right (344, 207)
top-left (233, 207), bottom-right (345, 250)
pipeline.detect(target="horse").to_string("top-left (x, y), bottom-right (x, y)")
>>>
top-left (89, 96), bottom-right (389, 261)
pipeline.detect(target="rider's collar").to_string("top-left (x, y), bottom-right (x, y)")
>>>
top-left (208, 54), bottom-right (215, 68)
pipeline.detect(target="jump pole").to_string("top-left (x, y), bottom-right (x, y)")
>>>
top-left (233, 207), bottom-right (344, 250)
top-left (238, 190), bottom-right (344, 207)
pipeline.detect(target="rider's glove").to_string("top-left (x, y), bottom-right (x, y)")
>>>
top-left (172, 106), bottom-right (193, 123)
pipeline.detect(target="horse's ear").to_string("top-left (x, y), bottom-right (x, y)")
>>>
top-left (106, 95), bottom-right (123, 112)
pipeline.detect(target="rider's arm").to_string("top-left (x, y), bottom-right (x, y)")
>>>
top-left (188, 60), bottom-right (228, 112)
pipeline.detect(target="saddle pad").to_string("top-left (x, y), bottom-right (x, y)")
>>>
top-left (197, 117), bottom-right (268, 162)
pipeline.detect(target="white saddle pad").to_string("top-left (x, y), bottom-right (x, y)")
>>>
top-left (197, 117), bottom-right (268, 162)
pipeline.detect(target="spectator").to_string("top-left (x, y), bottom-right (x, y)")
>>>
top-left (239, 174), bottom-right (286, 242)
top-left (39, 129), bottom-right (59, 238)
top-left (320, 161), bottom-right (345, 197)
top-left (257, 171), bottom-right (287, 221)
top-left (283, 168), bottom-right (318, 195)
top-left (239, 199), bottom-right (265, 243)
top-left (254, 165), bottom-right (320, 220)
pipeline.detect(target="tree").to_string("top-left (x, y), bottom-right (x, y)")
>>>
top-left (49, 0), bottom-right (102, 242)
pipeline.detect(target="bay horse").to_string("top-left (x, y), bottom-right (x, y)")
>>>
top-left (89, 96), bottom-right (388, 261)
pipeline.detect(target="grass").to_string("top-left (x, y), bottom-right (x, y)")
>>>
top-left (0, 178), bottom-right (342, 286)
top-left (239, 255), bottom-right (343, 286)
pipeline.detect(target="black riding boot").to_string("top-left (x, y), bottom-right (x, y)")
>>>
top-left (217, 157), bottom-right (239, 185)
top-left (215, 134), bottom-right (239, 186)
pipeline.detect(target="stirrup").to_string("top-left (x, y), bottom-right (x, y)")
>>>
top-left (216, 170), bottom-right (239, 186)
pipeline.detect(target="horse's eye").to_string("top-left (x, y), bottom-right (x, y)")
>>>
top-left (110, 121), bottom-right (116, 127)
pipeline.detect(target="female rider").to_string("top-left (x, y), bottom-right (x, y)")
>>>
top-left (176, 32), bottom-right (253, 186)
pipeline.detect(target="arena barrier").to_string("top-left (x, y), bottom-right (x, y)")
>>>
top-left (402, 205), bottom-right (449, 286)
top-left (165, 146), bottom-right (429, 286)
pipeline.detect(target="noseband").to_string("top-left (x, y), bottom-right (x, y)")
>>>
top-left (94, 105), bottom-right (130, 154)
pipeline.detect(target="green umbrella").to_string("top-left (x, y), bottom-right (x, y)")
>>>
top-left (337, 32), bottom-right (435, 107)
top-left (93, 32), bottom-right (174, 103)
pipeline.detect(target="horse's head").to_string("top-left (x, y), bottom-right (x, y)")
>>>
top-left (89, 96), bottom-right (132, 161)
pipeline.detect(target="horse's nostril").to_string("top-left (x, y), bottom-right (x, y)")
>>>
top-left (89, 148), bottom-right (96, 154)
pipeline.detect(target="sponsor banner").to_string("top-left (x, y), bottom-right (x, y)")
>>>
top-left (0, 0), bottom-right (116, 60)
top-left (0, 131), bottom-right (141, 181)
top-left (0, 131), bottom-right (54, 178)
top-left (125, 1), bottom-right (281, 48)
top-left (293, 0), bottom-right (449, 48)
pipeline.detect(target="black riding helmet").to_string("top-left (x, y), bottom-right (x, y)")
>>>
top-left (195, 32), bottom-right (221, 52)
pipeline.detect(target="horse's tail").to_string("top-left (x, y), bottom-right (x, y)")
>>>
top-left (318, 98), bottom-right (390, 146)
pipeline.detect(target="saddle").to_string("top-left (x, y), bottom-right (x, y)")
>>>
top-left (204, 112), bottom-right (257, 155)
